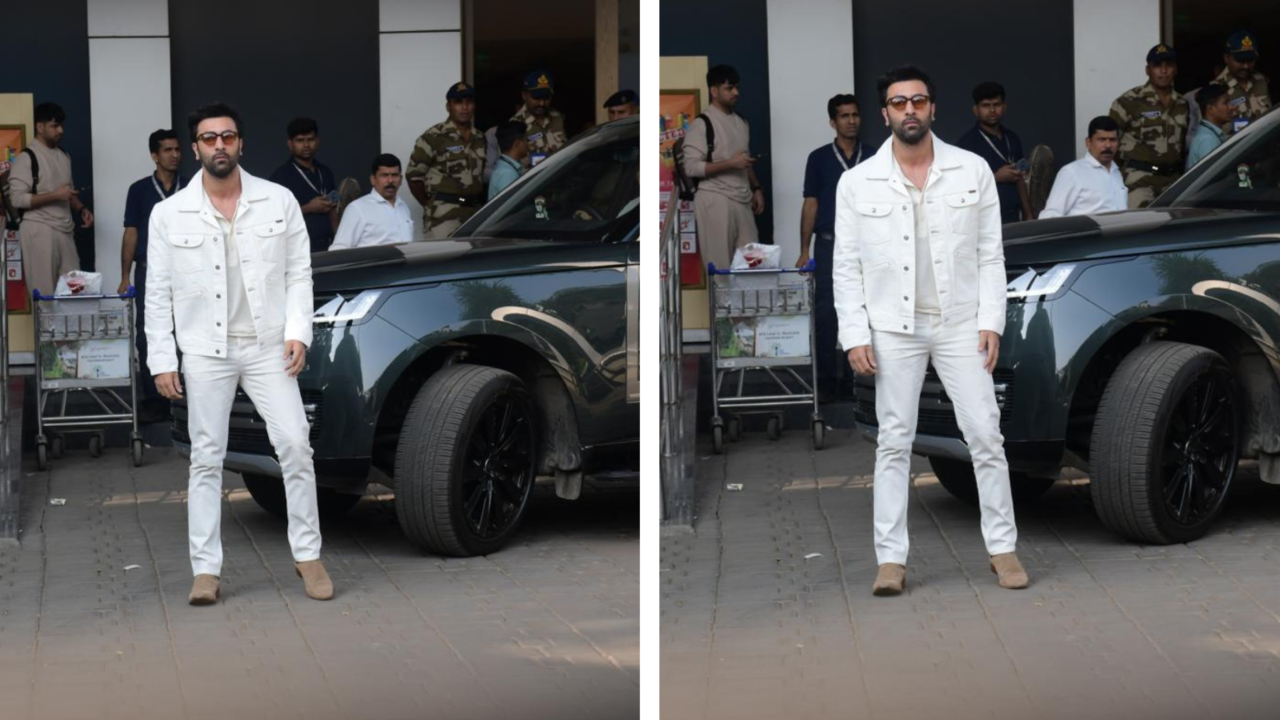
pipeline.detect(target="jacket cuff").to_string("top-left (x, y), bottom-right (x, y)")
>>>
top-left (977, 314), bottom-right (1006, 337)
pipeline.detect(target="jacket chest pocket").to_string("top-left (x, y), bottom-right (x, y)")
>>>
top-left (248, 221), bottom-right (287, 267)
top-left (167, 233), bottom-right (207, 274)
top-left (855, 203), bottom-right (893, 246)
top-left (944, 192), bottom-right (979, 235)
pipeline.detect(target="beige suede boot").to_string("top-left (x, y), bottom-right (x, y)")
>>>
top-left (188, 574), bottom-right (220, 605)
top-left (295, 560), bottom-right (334, 600)
top-left (872, 563), bottom-right (906, 596)
top-left (990, 552), bottom-right (1030, 589)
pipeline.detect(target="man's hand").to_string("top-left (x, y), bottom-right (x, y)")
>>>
top-left (728, 151), bottom-right (756, 170)
top-left (51, 184), bottom-right (78, 202)
top-left (795, 250), bottom-right (811, 269)
top-left (302, 196), bottom-right (335, 214)
top-left (751, 189), bottom-right (765, 215)
top-left (116, 280), bottom-right (130, 296)
top-left (156, 372), bottom-right (183, 400)
top-left (847, 344), bottom-right (877, 375)
top-left (979, 331), bottom-right (1000, 374)
top-left (994, 164), bottom-right (1023, 183)
top-left (80, 207), bottom-right (94, 229)
top-left (284, 340), bottom-right (307, 377)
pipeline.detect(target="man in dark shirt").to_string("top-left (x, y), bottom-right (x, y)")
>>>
top-left (956, 82), bottom-right (1032, 223)
top-left (800, 94), bottom-right (871, 403)
top-left (120, 129), bottom-right (186, 422)
top-left (268, 117), bottom-right (337, 252)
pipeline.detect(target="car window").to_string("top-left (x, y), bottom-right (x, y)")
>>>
top-left (457, 136), bottom-right (639, 242)
top-left (1158, 118), bottom-right (1280, 212)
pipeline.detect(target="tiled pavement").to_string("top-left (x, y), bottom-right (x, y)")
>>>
top-left (661, 425), bottom-right (1280, 720)
top-left (0, 446), bottom-right (638, 720)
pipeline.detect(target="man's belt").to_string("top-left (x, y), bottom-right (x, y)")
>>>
top-left (431, 191), bottom-right (484, 207)
top-left (1124, 159), bottom-right (1181, 176)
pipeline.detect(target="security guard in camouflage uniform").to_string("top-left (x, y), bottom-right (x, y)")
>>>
top-left (1213, 31), bottom-right (1272, 135)
top-left (407, 82), bottom-right (487, 239)
top-left (1109, 44), bottom-right (1190, 208)
top-left (485, 70), bottom-right (569, 183)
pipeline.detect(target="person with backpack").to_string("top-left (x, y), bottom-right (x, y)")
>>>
top-left (680, 64), bottom-right (764, 270)
top-left (6, 102), bottom-right (92, 295)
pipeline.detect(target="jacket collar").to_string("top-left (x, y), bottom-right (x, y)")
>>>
top-left (862, 132), bottom-right (963, 191)
top-left (176, 165), bottom-right (269, 212)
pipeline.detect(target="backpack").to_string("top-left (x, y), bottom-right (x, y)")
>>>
top-left (2, 148), bottom-right (39, 231)
top-left (672, 114), bottom-right (714, 202)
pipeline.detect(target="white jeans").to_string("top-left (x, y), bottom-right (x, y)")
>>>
top-left (183, 336), bottom-right (321, 576)
top-left (871, 313), bottom-right (1017, 565)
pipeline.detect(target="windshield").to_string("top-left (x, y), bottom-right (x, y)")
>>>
top-left (454, 121), bottom-right (639, 242)
top-left (1154, 113), bottom-right (1280, 212)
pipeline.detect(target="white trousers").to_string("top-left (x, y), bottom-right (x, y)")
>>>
top-left (871, 313), bottom-right (1017, 565)
top-left (183, 336), bottom-right (321, 576)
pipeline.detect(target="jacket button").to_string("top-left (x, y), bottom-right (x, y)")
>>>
top-left (216, 294), bottom-right (221, 299)
top-left (215, 265), bottom-right (221, 270)
top-left (934, 259), bottom-right (942, 265)
top-left (904, 296), bottom-right (909, 301)
top-left (903, 235), bottom-right (909, 240)
top-left (215, 350), bottom-right (220, 355)
top-left (903, 266), bottom-right (909, 271)
top-left (216, 322), bottom-right (221, 327)
top-left (903, 325), bottom-right (908, 330)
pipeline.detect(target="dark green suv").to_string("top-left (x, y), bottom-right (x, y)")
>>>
top-left (855, 110), bottom-right (1280, 545)
top-left (174, 117), bottom-right (640, 556)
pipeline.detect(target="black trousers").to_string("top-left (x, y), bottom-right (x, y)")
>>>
top-left (133, 262), bottom-right (161, 404)
top-left (814, 231), bottom-right (841, 394)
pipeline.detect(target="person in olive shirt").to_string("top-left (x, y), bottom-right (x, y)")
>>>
top-left (407, 82), bottom-right (487, 239)
top-left (268, 118), bottom-right (338, 252)
top-left (1109, 44), bottom-right (1190, 208)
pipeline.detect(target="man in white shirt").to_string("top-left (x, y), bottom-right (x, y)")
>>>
top-left (1039, 117), bottom-right (1128, 218)
top-left (834, 65), bottom-right (1027, 597)
top-left (331, 154), bottom-right (415, 249)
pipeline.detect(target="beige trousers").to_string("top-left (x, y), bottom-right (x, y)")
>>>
top-left (18, 221), bottom-right (79, 296)
top-left (693, 190), bottom-right (757, 270)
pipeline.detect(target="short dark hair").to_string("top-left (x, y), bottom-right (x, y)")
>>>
top-left (972, 82), bottom-right (1005, 105)
top-left (287, 117), bottom-right (319, 139)
top-left (827, 94), bottom-right (859, 120)
top-left (148, 129), bottom-right (178, 154)
top-left (187, 102), bottom-right (243, 143)
top-left (1196, 83), bottom-right (1230, 116)
top-left (876, 65), bottom-right (937, 105)
top-left (497, 120), bottom-right (527, 152)
top-left (1087, 115), bottom-right (1120, 138)
top-left (707, 64), bottom-right (740, 89)
top-left (34, 102), bottom-right (66, 125)
top-left (370, 153), bottom-right (401, 174)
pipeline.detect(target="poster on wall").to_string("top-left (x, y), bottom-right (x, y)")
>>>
top-left (0, 124), bottom-right (31, 314)
top-left (659, 91), bottom-right (705, 289)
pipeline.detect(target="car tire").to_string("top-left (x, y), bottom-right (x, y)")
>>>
top-left (241, 473), bottom-right (364, 520)
top-left (1090, 342), bottom-right (1240, 544)
top-left (394, 365), bottom-right (538, 557)
top-left (929, 456), bottom-right (1057, 505)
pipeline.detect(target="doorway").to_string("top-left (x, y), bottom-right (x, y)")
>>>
top-left (1167, 0), bottom-right (1278, 92)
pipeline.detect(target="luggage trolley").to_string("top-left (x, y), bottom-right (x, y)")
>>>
top-left (707, 260), bottom-right (824, 452)
top-left (32, 287), bottom-right (144, 469)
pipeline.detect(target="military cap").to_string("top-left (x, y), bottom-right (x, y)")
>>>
top-left (1226, 31), bottom-right (1259, 61)
top-left (1147, 43), bottom-right (1177, 65)
top-left (524, 70), bottom-right (555, 99)
top-left (446, 82), bottom-right (475, 101)
top-left (604, 89), bottom-right (638, 108)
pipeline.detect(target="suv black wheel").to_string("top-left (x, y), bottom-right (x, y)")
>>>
top-left (1091, 342), bottom-right (1240, 544)
top-left (395, 365), bottom-right (537, 557)
top-left (241, 473), bottom-right (364, 520)
top-left (929, 457), bottom-right (1057, 504)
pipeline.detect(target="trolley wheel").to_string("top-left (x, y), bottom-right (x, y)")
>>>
top-left (712, 422), bottom-right (726, 455)
top-left (131, 438), bottom-right (145, 467)
top-left (727, 417), bottom-right (741, 443)
top-left (812, 421), bottom-right (825, 451)
top-left (50, 436), bottom-right (64, 459)
top-left (36, 442), bottom-right (48, 471)
top-left (88, 435), bottom-right (102, 459)
top-left (767, 416), bottom-right (782, 441)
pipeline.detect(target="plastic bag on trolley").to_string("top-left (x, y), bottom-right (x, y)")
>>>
top-left (726, 243), bottom-right (803, 311)
top-left (730, 243), bottom-right (781, 271)
top-left (55, 270), bottom-right (103, 297)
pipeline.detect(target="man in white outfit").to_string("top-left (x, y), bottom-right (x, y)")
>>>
top-left (147, 102), bottom-right (333, 605)
top-left (833, 66), bottom-right (1028, 595)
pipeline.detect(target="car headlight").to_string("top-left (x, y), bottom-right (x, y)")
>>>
top-left (1006, 264), bottom-right (1077, 300)
top-left (313, 289), bottom-right (384, 324)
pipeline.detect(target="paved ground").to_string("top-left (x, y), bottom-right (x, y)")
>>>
top-left (661, 425), bottom-right (1280, 720)
top-left (0, 445), bottom-right (638, 720)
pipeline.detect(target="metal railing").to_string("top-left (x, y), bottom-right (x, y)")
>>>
top-left (660, 197), bottom-right (692, 525)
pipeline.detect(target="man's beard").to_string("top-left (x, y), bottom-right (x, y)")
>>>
top-left (891, 116), bottom-right (930, 145)
top-left (202, 152), bottom-right (238, 179)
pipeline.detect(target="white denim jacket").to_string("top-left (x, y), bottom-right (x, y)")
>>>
top-left (832, 134), bottom-right (1006, 350)
top-left (144, 167), bottom-right (314, 375)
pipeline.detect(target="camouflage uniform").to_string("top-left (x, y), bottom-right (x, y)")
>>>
top-left (1109, 82), bottom-right (1189, 208)
top-left (406, 120), bottom-right (487, 239)
top-left (1212, 66), bottom-right (1272, 134)
top-left (511, 105), bottom-right (568, 165)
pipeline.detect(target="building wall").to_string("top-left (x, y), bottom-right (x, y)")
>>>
top-left (1075, 0), bottom-right (1162, 158)
top-left (658, 0), bottom-right (774, 243)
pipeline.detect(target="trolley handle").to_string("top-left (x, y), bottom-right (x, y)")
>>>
top-left (708, 259), bottom-right (816, 275)
top-left (34, 285), bottom-right (137, 301)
